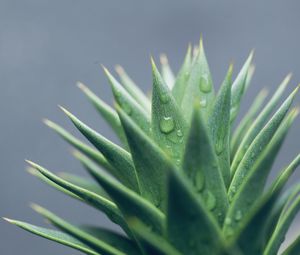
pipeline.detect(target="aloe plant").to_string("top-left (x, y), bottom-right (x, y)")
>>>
top-left (4, 39), bottom-right (300, 255)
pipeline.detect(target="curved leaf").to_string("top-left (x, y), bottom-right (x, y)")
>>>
top-left (231, 74), bottom-right (292, 175)
top-left (77, 82), bottom-right (127, 145)
top-left (103, 67), bottom-right (150, 135)
top-left (160, 54), bottom-right (175, 89)
top-left (115, 65), bottom-right (150, 112)
top-left (31, 205), bottom-right (126, 255)
top-left (3, 219), bottom-right (100, 255)
top-left (60, 107), bottom-right (140, 192)
top-left (228, 86), bottom-right (299, 201)
top-left (26, 161), bottom-right (125, 229)
top-left (74, 151), bottom-right (165, 234)
top-left (231, 88), bottom-right (268, 158)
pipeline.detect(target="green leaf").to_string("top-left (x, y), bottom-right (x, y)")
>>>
top-left (172, 45), bottom-right (192, 105)
top-left (44, 119), bottom-right (114, 173)
top-left (27, 167), bottom-right (82, 201)
top-left (26, 161), bottom-right (125, 229)
top-left (167, 167), bottom-right (224, 255)
top-left (228, 86), bottom-right (299, 201)
top-left (160, 54), bottom-right (175, 89)
top-left (244, 64), bottom-right (255, 91)
top-left (181, 39), bottom-right (215, 121)
top-left (230, 51), bottom-right (254, 124)
top-left (118, 107), bottom-right (175, 211)
top-left (224, 109), bottom-right (298, 235)
top-left (264, 185), bottom-right (300, 255)
top-left (74, 151), bottom-right (165, 234)
top-left (129, 219), bottom-right (182, 255)
top-left (182, 104), bottom-right (228, 224)
top-left (58, 172), bottom-right (109, 198)
top-left (103, 67), bottom-right (150, 135)
top-left (80, 226), bottom-right (140, 255)
top-left (270, 153), bottom-right (300, 193)
top-left (31, 205), bottom-right (126, 255)
top-left (115, 65), bottom-right (150, 112)
top-left (77, 82), bottom-right (127, 146)
top-left (209, 65), bottom-right (233, 187)
top-left (231, 88), bottom-right (268, 158)
top-left (151, 58), bottom-right (188, 163)
top-left (3, 219), bottom-right (100, 255)
top-left (264, 185), bottom-right (300, 246)
top-left (231, 74), bottom-right (292, 176)
top-left (60, 107), bottom-right (140, 193)
top-left (230, 188), bottom-right (282, 255)
top-left (281, 235), bottom-right (300, 255)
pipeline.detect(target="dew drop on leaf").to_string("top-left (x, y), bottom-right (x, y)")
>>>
top-left (199, 75), bottom-right (212, 93)
top-left (234, 210), bottom-right (242, 221)
top-left (204, 191), bottom-right (216, 211)
top-left (194, 171), bottom-right (205, 192)
top-left (159, 92), bottom-right (170, 104)
top-left (159, 117), bottom-right (175, 134)
top-left (199, 98), bottom-right (207, 107)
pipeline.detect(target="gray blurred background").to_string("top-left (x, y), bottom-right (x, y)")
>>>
top-left (1, 0), bottom-right (300, 254)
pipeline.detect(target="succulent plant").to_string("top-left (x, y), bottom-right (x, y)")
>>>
top-left (4, 39), bottom-right (300, 255)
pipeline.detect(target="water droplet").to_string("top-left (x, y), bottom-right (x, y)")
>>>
top-left (159, 117), bottom-right (175, 134)
top-left (175, 159), bottom-right (181, 166)
top-left (176, 129), bottom-right (183, 137)
top-left (235, 210), bottom-right (242, 221)
top-left (159, 92), bottom-right (169, 104)
top-left (194, 171), bottom-right (205, 192)
top-left (199, 75), bottom-right (212, 93)
top-left (215, 140), bottom-right (224, 155)
top-left (204, 191), bottom-right (216, 211)
top-left (199, 98), bottom-right (207, 107)
top-left (231, 186), bottom-right (237, 194)
top-left (224, 217), bottom-right (232, 225)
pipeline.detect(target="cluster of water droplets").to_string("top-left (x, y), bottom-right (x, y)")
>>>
top-left (158, 90), bottom-right (184, 166)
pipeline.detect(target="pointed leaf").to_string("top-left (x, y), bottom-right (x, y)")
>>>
top-left (231, 88), bottom-right (268, 158)
top-left (230, 51), bottom-right (254, 124)
top-left (58, 172), bottom-right (109, 198)
top-left (151, 58), bottom-right (188, 163)
top-left (209, 65), bottom-right (233, 187)
top-left (172, 45), bottom-right (192, 105)
top-left (271, 154), bottom-right (300, 193)
top-left (78, 82), bottom-right (127, 145)
top-left (31, 205), bottom-right (126, 255)
top-left (231, 74), bottom-right (292, 175)
top-left (181, 39), bottom-right (215, 121)
top-left (115, 65), bottom-right (150, 111)
top-left (74, 151), bottom-right (165, 234)
top-left (26, 161), bottom-right (125, 228)
top-left (118, 107), bottom-right (174, 211)
top-left (44, 119), bottom-right (114, 173)
top-left (60, 107), bottom-right (139, 192)
top-left (167, 168), bottom-right (224, 255)
top-left (265, 185), bottom-right (300, 255)
top-left (4, 219), bottom-right (99, 255)
top-left (103, 67), bottom-right (150, 135)
top-left (228, 86), bottom-right (299, 200)
top-left (224, 109), bottom-right (298, 234)
top-left (183, 104), bottom-right (228, 224)
top-left (160, 54), bottom-right (175, 89)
